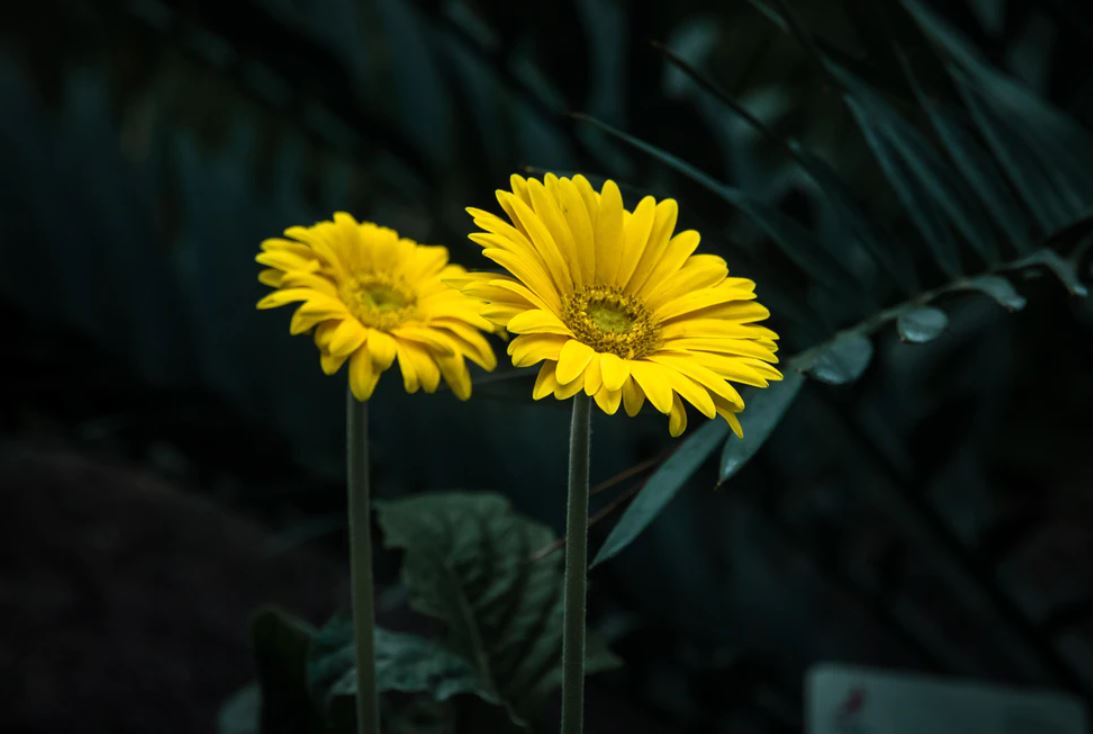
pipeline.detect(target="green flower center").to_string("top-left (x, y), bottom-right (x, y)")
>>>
top-left (346, 274), bottom-right (416, 329)
top-left (562, 285), bottom-right (659, 359)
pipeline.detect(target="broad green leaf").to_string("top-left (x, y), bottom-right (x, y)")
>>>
top-left (593, 420), bottom-right (728, 567)
top-left (719, 371), bottom-right (805, 484)
top-left (376, 493), bottom-right (620, 726)
top-left (806, 332), bottom-right (874, 385)
top-left (308, 618), bottom-right (492, 715)
top-left (218, 685), bottom-right (260, 734)
top-left (959, 275), bottom-right (1027, 311)
top-left (574, 114), bottom-right (858, 292)
top-left (897, 306), bottom-right (949, 343)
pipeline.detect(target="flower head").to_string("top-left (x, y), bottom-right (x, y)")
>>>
top-left (463, 174), bottom-right (781, 437)
top-left (257, 213), bottom-right (496, 401)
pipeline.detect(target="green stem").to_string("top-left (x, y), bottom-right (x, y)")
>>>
top-left (561, 394), bottom-right (591, 734)
top-left (347, 392), bottom-right (380, 734)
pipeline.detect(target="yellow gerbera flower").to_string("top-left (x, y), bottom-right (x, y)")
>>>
top-left (463, 174), bottom-right (781, 437)
top-left (256, 213), bottom-right (497, 401)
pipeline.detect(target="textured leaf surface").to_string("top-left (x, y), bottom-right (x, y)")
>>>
top-left (897, 306), bottom-right (949, 344)
top-left (960, 275), bottom-right (1027, 311)
top-left (806, 332), bottom-right (875, 385)
top-left (308, 618), bottom-right (491, 714)
top-left (376, 493), bottom-right (619, 725)
top-left (719, 371), bottom-right (805, 484)
top-left (593, 420), bottom-right (728, 567)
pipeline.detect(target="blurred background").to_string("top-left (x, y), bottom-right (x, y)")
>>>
top-left (2, 0), bottom-right (1093, 732)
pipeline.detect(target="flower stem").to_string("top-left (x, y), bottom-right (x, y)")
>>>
top-left (347, 391), bottom-right (380, 734)
top-left (561, 393), bottom-right (591, 734)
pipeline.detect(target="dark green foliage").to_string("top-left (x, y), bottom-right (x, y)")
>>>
top-left (222, 494), bottom-right (618, 733)
top-left (376, 493), bottom-right (620, 726)
top-left (578, 0), bottom-right (1093, 565)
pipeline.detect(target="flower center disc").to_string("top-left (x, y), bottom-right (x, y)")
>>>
top-left (562, 285), bottom-right (658, 359)
top-left (347, 275), bottom-right (416, 329)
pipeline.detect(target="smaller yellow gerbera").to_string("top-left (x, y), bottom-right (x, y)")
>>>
top-left (256, 213), bottom-right (496, 401)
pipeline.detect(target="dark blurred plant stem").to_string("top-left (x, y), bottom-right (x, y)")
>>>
top-left (561, 394), bottom-right (591, 734)
top-left (347, 392), bottom-right (380, 734)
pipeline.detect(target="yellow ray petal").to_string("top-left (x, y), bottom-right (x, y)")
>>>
top-left (508, 334), bottom-right (568, 367)
top-left (437, 353), bottom-right (471, 400)
top-left (616, 195), bottom-right (656, 287)
top-left (593, 385), bottom-right (623, 415)
top-left (556, 339), bottom-right (596, 384)
top-left (599, 352), bottom-right (629, 392)
top-left (668, 394), bottom-right (688, 437)
top-left (628, 360), bottom-right (674, 414)
top-left (635, 229), bottom-right (701, 299)
top-left (555, 176), bottom-right (596, 285)
top-left (329, 319), bottom-right (368, 357)
top-left (593, 180), bottom-right (625, 285)
top-left (366, 329), bottom-right (398, 370)
top-left (622, 376), bottom-right (645, 417)
top-left (532, 362), bottom-right (559, 400)
top-left (626, 198), bottom-right (679, 294)
top-left (348, 349), bottom-right (380, 401)
top-left (583, 354), bottom-right (603, 396)
top-left (644, 254), bottom-right (728, 311)
top-left (507, 309), bottom-right (573, 336)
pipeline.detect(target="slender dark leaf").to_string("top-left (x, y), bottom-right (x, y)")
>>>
top-left (718, 371), bottom-right (805, 485)
top-left (593, 420), bottom-right (727, 567)
top-left (573, 113), bottom-right (859, 291)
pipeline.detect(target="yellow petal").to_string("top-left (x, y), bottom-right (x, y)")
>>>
top-left (395, 341), bottom-right (420, 393)
top-left (532, 362), bottom-right (559, 400)
top-left (628, 360), bottom-right (674, 414)
top-left (635, 229), bottom-right (701, 299)
top-left (392, 326), bottom-right (456, 356)
top-left (348, 349), bottom-right (379, 401)
top-left (654, 283), bottom-right (741, 322)
top-left (320, 349), bottom-right (349, 376)
top-left (668, 394), bottom-right (688, 437)
top-left (367, 330), bottom-right (398, 370)
top-left (593, 386), bottom-right (622, 415)
top-left (481, 248), bottom-right (562, 313)
top-left (644, 254), bottom-right (729, 312)
top-left (593, 180), bottom-right (625, 285)
top-left (622, 376), bottom-right (645, 417)
top-left (556, 339), bottom-right (596, 385)
top-left (599, 353), bottom-right (629, 392)
top-left (616, 195), bottom-right (656, 287)
top-left (583, 354), bottom-right (603, 396)
top-left (528, 178), bottom-right (581, 287)
top-left (507, 309), bottom-right (572, 336)
top-left (555, 177), bottom-right (596, 285)
top-left (626, 198), bottom-right (679, 293)
top-left (437, 353), bottom-right (472, 400)
top-left (554, 370), bottom-right (586, 400)
top-left (329, 319), bottom-right (367, 357)
top-left (508, 334), bottom-right (567, 367)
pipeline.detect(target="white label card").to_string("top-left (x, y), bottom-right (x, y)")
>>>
top-left (807, 664), bottom-right (1088, 734)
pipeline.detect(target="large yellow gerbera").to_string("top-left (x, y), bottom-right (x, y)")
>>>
top-left (463, 174), bottom-right (781, 437)
top-left (256, 213), bottom-right (496, 401)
